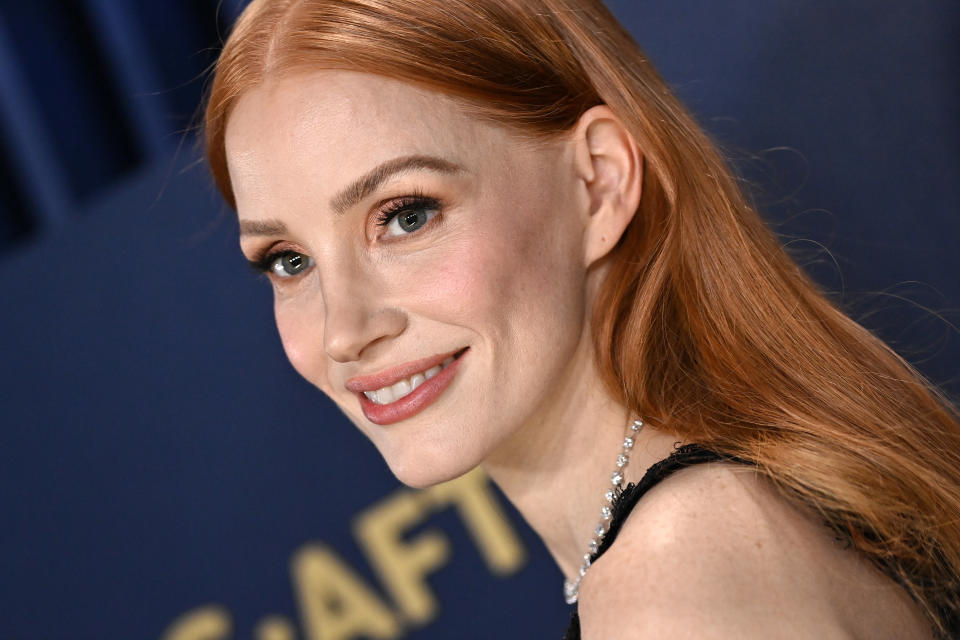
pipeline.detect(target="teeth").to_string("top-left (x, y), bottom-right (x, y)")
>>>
top-left (391, 379), bottom-right (411, 399)
top-left (362, 386), bottom-right (395, 404)
top-left (363, 355), bottom-right (458, 405)
top-left (410, 373), bottom-right (425, 390)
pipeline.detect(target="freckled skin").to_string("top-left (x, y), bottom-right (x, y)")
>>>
top-left (226, 70), bottom-right (593, 487)
top-left (225, 71), bottom-right (936, 640)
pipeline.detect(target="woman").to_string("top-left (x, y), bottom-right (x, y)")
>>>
top-left (203, 0), bottom-right (960, 637)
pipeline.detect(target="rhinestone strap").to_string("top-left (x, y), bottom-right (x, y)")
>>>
top-left (563, 418), bottom-right (644, 605)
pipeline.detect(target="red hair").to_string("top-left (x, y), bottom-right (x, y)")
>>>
top-left (204, 1), bottom-right (960, 634)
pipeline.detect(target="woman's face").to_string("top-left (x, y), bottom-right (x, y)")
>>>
top-left (226, 70), bottom-right (596, 487)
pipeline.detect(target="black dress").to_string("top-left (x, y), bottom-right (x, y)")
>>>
top-left (561, 444), bottom-right (957, 640)
top-left (561, 444), bottom-right (741, 640)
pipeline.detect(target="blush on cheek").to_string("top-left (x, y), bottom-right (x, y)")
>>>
top-left (403, 251), bottom-right (486, 314)
top-left (407, 220), bottom-right (570, 325)
top-left (275, 306), bottom-right (333, 391)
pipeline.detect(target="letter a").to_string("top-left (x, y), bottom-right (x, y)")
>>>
top-left (292, 544), bottom-right (401, 640)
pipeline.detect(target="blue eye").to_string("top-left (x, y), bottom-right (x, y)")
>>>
top-left (249, 250), bottom-right (313, 278)
top-left (376, 195), bottom-right (442, 237)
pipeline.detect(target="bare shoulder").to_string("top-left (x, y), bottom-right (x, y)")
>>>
top-left (577, 461), bottom-right (932, 640)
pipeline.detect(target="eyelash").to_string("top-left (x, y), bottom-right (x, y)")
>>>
top-left (247, 193), bottom-right (443, 276)
top-left (374, 193), bottom-right (442, 229)
top-left (249, 249), bottom-right (300, 275)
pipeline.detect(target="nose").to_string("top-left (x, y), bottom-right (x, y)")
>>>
top-left (322, 277), bottom-right (407, 363)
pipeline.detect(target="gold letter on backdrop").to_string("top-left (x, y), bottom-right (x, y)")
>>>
top-left (426, 468), bottom-right (525, 575)
top-left (293, 544), bottom-right (401, 640)
top-left (354, 490), bottom-right (450, 624)
top-left (160, 605), bottom-right (232, 640)
top-left (162, 470), bottom-right (524, 639)
top-left (254, 616), bottom-right (296, 640)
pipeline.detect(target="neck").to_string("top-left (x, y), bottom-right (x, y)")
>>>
top-left (480, 338), bottom-right (679, 585)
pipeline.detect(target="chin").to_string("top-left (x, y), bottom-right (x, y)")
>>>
top-left (338, 392), bottom-right (490, 488)
top-left (380, 443), bottom-right (482, 489)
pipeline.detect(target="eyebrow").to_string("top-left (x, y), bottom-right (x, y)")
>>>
top-left (239, 219), bottom-right (288, 237)
top-left (330, 154), bottom-right (463, 215)
top-left (238, 154), bottom-right (463, 238)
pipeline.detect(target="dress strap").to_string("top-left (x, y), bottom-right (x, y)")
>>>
top-left (562, 444), bottom-right (745, 640)
top-left (594, 444), bottom-right (741, 561)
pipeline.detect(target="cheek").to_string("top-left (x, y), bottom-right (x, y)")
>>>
top-left (274, 298), bottom-right (333, 392)
top-left (399, 252), bottom-right (483, 316)
top-left (411, 216), bottom-right (583, 338)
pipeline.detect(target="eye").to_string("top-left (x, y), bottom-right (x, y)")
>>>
top-left (377, 195), bottom-right (441, 238)
top-left (250, 250), bottom-right (314, 279)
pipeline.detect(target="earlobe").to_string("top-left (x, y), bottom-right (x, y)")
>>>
top-left (571, 106), bottom-right (644, 267)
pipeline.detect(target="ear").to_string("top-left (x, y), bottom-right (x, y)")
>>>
top-left (570, 105), bottom-right (643, 267)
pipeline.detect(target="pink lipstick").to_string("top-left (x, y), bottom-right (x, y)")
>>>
top-left (349, 348), bottom-right (468, 425)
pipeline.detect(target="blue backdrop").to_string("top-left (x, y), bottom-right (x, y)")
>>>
top-left (0, 2), bottom-right (957, 639)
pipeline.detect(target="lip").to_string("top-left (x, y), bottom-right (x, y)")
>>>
top-left (345, 347), bottom-right (466, 393)
top-left (354, 348), bottom-right (468, 425)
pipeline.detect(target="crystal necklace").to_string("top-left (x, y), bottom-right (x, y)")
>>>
top-left (563, 417), bottom-right (644, 605)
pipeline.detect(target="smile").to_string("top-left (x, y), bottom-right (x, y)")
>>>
top-left (347, 348), bottom-right (468, 425)
top-left (363, 355), bottom-right (456, 405)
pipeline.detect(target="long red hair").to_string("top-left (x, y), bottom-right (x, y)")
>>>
top-left (204, 0), bottom-right (960, 634)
